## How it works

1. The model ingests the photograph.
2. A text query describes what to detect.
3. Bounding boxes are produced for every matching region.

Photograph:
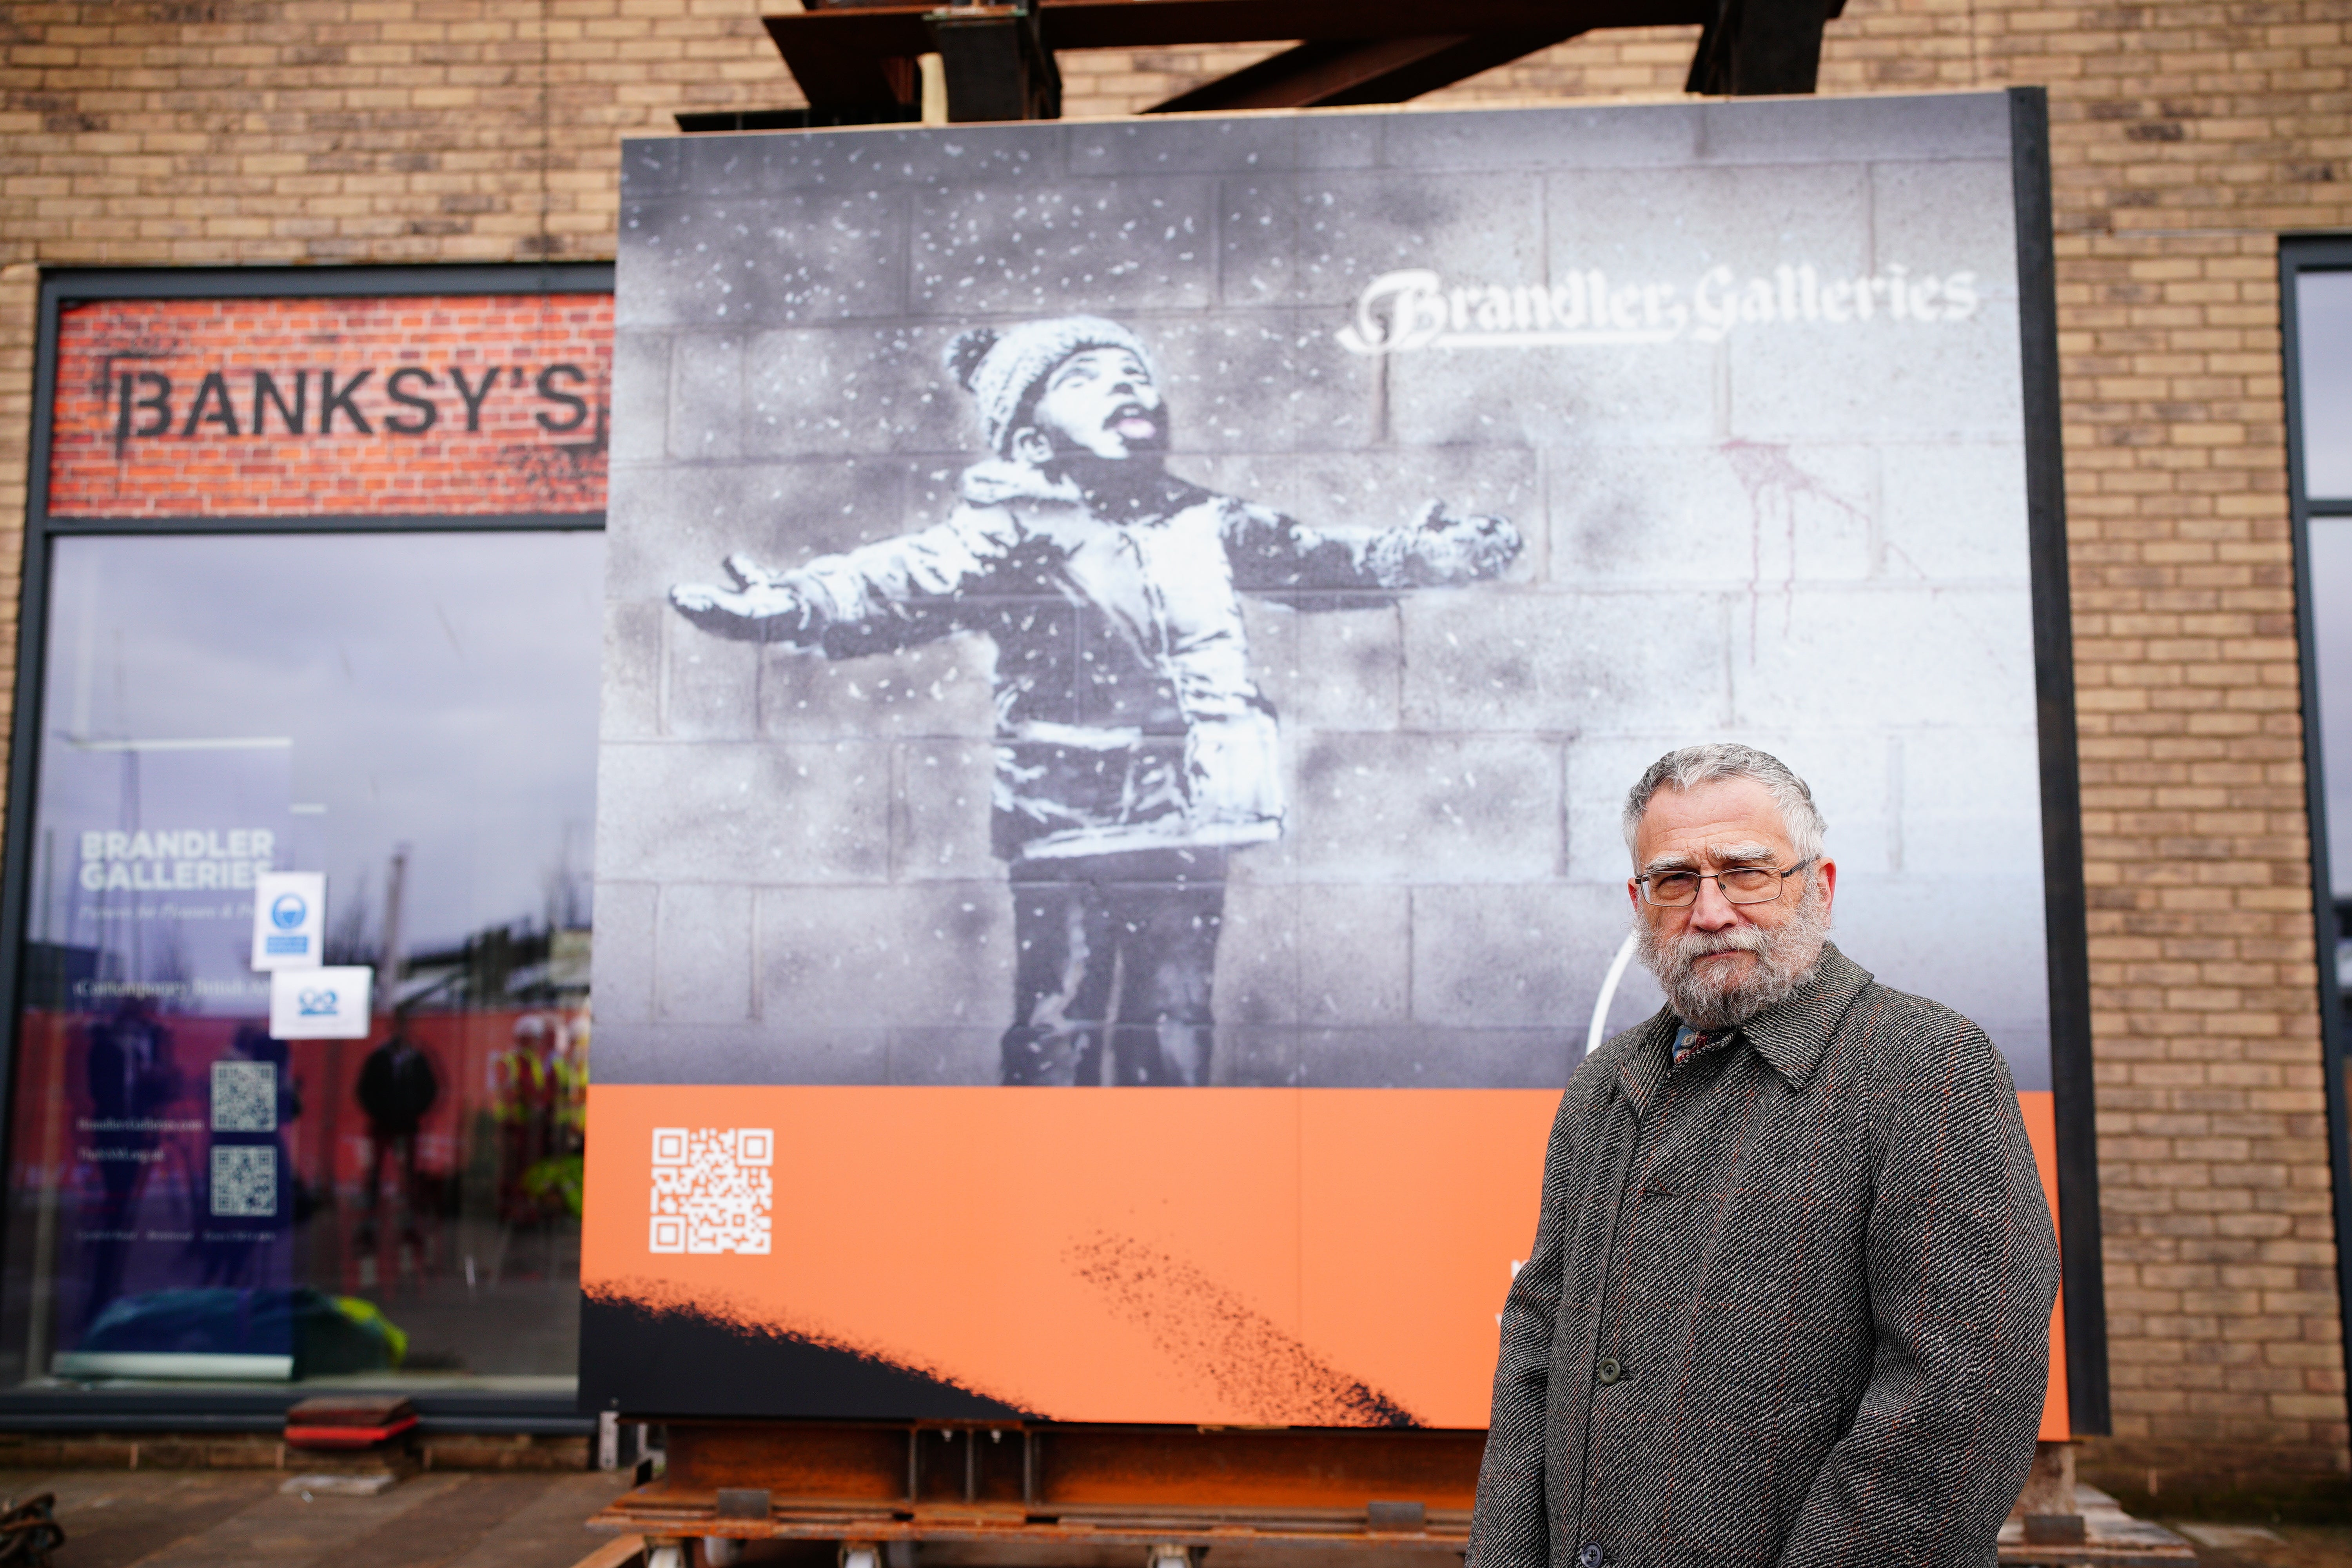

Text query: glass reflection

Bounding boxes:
[4,531,601,1389]
[2311,522,2352,1025]
[2298,270,2352,500]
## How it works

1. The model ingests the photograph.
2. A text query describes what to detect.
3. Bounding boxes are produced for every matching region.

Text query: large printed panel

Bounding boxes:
[580,1085,2065,1435]
[583,1085,1556,1426]
[590,93,2063,1426]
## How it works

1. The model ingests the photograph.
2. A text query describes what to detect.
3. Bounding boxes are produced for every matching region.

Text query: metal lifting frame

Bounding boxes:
[746,0,1847,127]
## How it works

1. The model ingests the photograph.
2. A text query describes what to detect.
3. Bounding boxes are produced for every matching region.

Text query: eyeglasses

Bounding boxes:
[1634,858,1815,908]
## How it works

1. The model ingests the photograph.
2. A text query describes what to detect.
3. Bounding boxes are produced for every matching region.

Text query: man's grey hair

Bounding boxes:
[1621,743,1828,866]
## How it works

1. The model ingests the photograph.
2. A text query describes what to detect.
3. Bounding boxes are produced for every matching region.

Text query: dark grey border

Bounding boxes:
[2277,232,2352,1446]
[0,1388,591,1435]
[44,513,604,536]
[36,264,612,303]
[0,263,612,1433]
[2009,85,2109,1436]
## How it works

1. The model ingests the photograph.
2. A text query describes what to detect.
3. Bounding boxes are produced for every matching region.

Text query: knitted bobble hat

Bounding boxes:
[944,316,1156,456]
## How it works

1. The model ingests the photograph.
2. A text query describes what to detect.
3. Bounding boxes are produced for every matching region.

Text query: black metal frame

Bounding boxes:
[2010,87,2110,1435]
[0,262,611,1434]
[2277,233,2352,1445]
[0,1387,592,1435]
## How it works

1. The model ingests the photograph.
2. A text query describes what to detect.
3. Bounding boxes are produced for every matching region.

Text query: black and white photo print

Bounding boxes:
[597,92,2066,1097]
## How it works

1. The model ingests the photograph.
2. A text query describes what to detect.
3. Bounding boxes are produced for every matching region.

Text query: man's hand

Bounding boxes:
[1410,501,1523,582]
[669,554,819,644]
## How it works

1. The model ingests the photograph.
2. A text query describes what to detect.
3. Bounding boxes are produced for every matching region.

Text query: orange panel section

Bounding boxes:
[2018,1090,2071,1442]
[1297,1091,1561,1424]
[586,1085,2068,1434]
[584,1085,1556,1426]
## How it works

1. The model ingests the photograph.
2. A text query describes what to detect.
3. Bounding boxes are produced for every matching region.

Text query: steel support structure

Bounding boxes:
[749,0,1838,125]
[589,1421,2189,1567]
[596,1422,1483,1554]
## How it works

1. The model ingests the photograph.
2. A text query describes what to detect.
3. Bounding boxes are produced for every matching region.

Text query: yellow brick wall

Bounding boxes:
[4,0,2350,1491]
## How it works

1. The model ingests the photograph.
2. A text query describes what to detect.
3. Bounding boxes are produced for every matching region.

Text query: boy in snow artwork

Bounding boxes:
[671,316,1519,1088]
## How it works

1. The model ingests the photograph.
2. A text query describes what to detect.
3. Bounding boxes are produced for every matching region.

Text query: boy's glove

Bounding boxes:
[1401,502,1522,583]
[670,554,820,644]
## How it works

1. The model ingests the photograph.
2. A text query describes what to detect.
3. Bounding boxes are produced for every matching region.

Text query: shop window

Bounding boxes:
[2283,241,2352,1374]
[0,271,608,1402]
[2294,266,2352,1029]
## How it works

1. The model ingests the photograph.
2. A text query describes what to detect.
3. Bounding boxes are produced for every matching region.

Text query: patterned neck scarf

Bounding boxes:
[1671,1024,1737,1068]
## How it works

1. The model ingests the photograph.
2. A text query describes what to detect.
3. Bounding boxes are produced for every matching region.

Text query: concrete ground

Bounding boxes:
[2166,1524,2352,1568]
[0,1468,630,1568]
[0,1470,2344,1568]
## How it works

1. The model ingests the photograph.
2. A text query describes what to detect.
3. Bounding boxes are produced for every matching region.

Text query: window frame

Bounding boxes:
[0,263,611,1434]
[2014,91,2111,1436]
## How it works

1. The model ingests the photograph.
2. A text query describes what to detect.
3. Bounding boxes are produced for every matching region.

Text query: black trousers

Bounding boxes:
[999,848,1227,1086]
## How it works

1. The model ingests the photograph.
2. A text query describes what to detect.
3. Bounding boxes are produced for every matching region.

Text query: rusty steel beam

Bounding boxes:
[1683,0,1816,94]
[604,1420,1484,1515]
[594,1422,1486,1557]
[1684,0,1844,94]
[764,0,1707,111]
[1035,0,1702,49]
[767,0,1708,47]
[757,0,1848,122]
[1145,29,1589,113]
[930,4,1062,118]
[592,1421,2190,1566]
[760,11,922,114]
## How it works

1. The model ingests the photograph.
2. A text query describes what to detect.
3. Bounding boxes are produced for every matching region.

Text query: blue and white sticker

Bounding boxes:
[268,964,371,1039]
[249,870,324,971]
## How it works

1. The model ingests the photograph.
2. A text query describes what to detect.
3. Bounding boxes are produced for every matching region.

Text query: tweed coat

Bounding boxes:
[1467,943,2060,1568]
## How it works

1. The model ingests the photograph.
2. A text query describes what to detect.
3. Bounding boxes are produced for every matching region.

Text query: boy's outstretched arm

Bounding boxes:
[668,507,1022,650]
[670,554,819,643]
[1224,499,1521,600]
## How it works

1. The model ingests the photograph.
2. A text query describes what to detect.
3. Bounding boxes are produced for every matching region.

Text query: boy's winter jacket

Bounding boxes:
[773,460,1519,862]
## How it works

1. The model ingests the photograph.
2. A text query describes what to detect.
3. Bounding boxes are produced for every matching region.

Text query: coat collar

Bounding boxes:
[1730,941,1873,1089]
[1608,1009,1678,1117]
[960,458,1084,508]
[959,458,1210,523]
[1611,941,1874,1109]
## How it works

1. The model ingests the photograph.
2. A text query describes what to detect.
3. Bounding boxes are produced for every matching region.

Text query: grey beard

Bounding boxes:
[1634,881,1831,1032]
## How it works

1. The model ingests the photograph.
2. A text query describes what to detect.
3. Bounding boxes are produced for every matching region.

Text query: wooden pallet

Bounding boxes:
[583,1425,2197,1567]
[1996,1487,2196,1568]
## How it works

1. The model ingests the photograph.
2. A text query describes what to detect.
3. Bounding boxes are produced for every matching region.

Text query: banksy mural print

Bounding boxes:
[584,92,2079,1429]
[669,315,1519,1087]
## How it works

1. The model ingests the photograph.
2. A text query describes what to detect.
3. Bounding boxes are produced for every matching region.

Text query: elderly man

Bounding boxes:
[1470,743,2060,1568]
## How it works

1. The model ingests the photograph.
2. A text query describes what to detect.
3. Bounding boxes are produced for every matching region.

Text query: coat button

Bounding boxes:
[1595,1357,1623,1385]
[1578,1545,1604,1568]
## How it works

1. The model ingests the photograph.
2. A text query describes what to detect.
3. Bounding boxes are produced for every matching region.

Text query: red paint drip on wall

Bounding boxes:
[1718,439,1867,661]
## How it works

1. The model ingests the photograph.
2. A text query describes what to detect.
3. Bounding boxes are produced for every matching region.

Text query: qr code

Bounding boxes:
[650,1127,773,1255]
[210,1145,277,1218]
[211,1060,276,1132]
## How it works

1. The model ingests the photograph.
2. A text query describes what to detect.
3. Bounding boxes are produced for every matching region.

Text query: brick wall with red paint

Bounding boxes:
[47,294,612,519]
